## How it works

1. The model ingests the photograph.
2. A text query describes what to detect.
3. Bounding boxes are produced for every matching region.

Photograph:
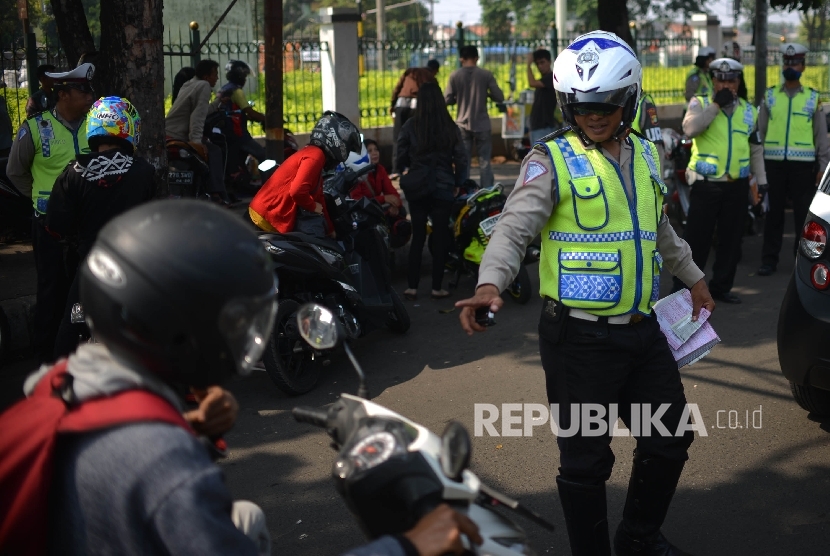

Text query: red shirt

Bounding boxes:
[249,145,333,233]
[351,164,401,204]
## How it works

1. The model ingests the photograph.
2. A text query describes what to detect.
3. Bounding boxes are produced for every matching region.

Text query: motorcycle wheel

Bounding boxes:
[507,265,532,305]
[263,299,322,396]
[386,290,411,334]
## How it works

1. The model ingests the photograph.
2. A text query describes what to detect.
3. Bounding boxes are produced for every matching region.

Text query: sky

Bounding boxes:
[431,0,801,29]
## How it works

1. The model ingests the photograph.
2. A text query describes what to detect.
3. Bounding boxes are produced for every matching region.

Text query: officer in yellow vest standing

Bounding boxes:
[672,58,767,304]
[457,31,714,556]
[6,63,95,363]
[684,46,715,106]
[756,43,830,276]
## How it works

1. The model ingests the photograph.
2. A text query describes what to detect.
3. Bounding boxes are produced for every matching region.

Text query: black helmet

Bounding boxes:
[226,60,251,85]
[79,200,277,387]
[308,111,362,164]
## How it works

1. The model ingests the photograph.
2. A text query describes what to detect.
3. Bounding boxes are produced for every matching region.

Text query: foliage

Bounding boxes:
[480,0,516,40]
[283,0,432,41]
[797,0,830,48]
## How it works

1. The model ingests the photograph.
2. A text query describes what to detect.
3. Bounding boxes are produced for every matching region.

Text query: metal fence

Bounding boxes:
[163,30,327,133]
[1,35,69,130]
[357,36,704,129]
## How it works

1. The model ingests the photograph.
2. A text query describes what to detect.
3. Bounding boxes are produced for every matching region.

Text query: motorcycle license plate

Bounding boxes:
[169,171,194,185]
[479,214,502,237]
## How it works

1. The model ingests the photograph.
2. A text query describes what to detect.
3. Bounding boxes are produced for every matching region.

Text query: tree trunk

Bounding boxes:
[597,0,634,48]
[99,0,167,196]
[49,0,95,65]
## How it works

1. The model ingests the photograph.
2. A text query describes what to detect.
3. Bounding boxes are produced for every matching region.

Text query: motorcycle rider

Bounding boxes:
[46,96,156,360]
[457,31,714,555]
[213,60,268,182]
[249,111,361,238]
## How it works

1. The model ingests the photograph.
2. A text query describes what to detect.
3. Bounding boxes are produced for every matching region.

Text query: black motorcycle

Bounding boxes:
[165,139,211,199]
[258,165,410,396]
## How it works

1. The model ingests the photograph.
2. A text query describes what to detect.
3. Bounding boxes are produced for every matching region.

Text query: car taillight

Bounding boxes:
[811,263,829,290]
[800,221,826,259]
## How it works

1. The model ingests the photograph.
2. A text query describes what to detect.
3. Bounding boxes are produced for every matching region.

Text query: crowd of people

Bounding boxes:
[1,28,828,556]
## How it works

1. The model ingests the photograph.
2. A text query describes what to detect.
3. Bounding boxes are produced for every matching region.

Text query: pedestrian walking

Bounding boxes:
[456,32,714,555]
[389,60,439,179]
[672,58,768,304]
[756,43,830,276]
[6,63,95,364]
[526,49,559,144]
[397,81,467,300]
[445,45,504,189]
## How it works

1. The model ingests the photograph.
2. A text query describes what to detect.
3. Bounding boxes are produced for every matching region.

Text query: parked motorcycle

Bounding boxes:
[661,128,691,231]
[165,140,211,199]
[428,181,540,304]
[291,303,555,555]
[258,164,409,396]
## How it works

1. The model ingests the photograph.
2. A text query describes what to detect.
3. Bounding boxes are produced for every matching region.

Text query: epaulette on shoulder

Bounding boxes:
[629,129,647,141]
[532,126,571,153]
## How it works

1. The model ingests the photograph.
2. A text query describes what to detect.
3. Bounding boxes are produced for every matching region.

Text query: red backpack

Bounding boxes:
[0,361,194,555]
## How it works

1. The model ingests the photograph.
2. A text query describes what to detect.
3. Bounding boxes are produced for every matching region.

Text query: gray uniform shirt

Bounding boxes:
[6,108,84,200]
[445,66,505,133]
[682,97,767,185]
[477,135,705,295]
[757,84,830,175]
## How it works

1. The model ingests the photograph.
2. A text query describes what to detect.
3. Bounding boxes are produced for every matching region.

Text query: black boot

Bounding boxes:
[613,452,691,556]
[556,476,612,556]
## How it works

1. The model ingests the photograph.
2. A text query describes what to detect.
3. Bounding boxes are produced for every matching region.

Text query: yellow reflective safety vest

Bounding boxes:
[763,86,819,162]
[539,130,666,316]
[28,110,89,214]
[686,67,713,101]
[688,96,757,180]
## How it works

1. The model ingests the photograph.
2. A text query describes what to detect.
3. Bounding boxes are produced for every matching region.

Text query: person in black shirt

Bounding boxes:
[526,49,559,144]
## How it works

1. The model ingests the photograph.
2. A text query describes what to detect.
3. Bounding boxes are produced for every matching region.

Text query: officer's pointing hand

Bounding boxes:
[690,279,715,321]
[456,284,504,335]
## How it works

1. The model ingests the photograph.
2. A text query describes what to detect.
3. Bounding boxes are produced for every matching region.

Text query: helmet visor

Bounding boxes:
[572,103,620,117]
[217,278,278,375]
[711,70,741,81]
[558,85,636,108]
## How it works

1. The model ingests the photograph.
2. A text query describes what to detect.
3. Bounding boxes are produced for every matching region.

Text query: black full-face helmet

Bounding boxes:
[226,60,252,86]
[308,111,362,164]
[79,200,277,387]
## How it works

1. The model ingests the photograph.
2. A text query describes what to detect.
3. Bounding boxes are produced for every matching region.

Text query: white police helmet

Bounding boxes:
[697,46,716,58]
[780,43,808,65]
[343,144,371,175]
[709,58,743,81]
[552,31,642,143]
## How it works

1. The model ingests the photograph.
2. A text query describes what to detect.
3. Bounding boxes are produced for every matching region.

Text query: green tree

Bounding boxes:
[514,0,557,39]
[480,0,514,40]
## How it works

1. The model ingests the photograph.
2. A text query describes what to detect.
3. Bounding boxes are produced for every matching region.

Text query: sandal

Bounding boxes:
[430,289,451,300]
[403,289,418,300]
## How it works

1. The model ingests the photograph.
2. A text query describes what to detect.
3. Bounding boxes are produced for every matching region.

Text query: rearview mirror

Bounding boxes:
[297,304,340,350]
[440,421,472,481]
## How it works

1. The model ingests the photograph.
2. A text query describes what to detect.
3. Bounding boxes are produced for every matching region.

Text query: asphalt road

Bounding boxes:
[2,161,829,555]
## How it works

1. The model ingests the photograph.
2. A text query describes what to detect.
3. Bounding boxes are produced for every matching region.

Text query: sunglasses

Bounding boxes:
[572,104,619,117]
[783,57,805,67]
[712,72,741,82]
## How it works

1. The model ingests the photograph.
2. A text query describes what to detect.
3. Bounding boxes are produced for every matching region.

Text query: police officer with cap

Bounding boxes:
[685,46,716,105]
[457,31,713,555]
[7,63,95,363]
[674,58,767,304]
[756,43,830,276]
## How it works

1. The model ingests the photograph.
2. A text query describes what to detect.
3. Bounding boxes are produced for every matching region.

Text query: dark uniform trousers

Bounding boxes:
[673,177,750,296]
[32,216,75,364]
[761,160,816,268]
[538,302,694,484]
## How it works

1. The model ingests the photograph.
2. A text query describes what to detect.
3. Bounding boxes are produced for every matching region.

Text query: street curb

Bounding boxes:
[0,296,35,356]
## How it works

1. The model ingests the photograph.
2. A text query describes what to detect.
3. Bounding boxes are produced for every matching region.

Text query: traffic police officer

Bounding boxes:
[6,63,95,363]
[756,43,830,276]
[457,31,714,556]
[632,91,666,161]
[673,58,767,304]
[685,46,715,105]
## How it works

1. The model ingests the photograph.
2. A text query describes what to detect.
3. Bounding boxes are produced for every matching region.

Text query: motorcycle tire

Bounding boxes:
[507,265,532,305]
[263,299,322,396]
[386,290,411,334]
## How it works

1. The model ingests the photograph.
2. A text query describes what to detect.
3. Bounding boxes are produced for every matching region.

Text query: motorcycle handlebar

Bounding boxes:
[292,406,329,428]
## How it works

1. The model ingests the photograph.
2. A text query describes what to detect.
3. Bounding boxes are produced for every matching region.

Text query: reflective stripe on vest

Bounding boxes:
[763,86,818,162]
[539,132,665,316]
[28,111,89,213]
[688,96,756,180]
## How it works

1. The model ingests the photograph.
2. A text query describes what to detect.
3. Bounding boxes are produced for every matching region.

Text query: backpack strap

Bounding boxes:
[59,390,193,434]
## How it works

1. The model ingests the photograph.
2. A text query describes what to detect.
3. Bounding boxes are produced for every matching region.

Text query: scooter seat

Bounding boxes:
[260,231,345,255]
